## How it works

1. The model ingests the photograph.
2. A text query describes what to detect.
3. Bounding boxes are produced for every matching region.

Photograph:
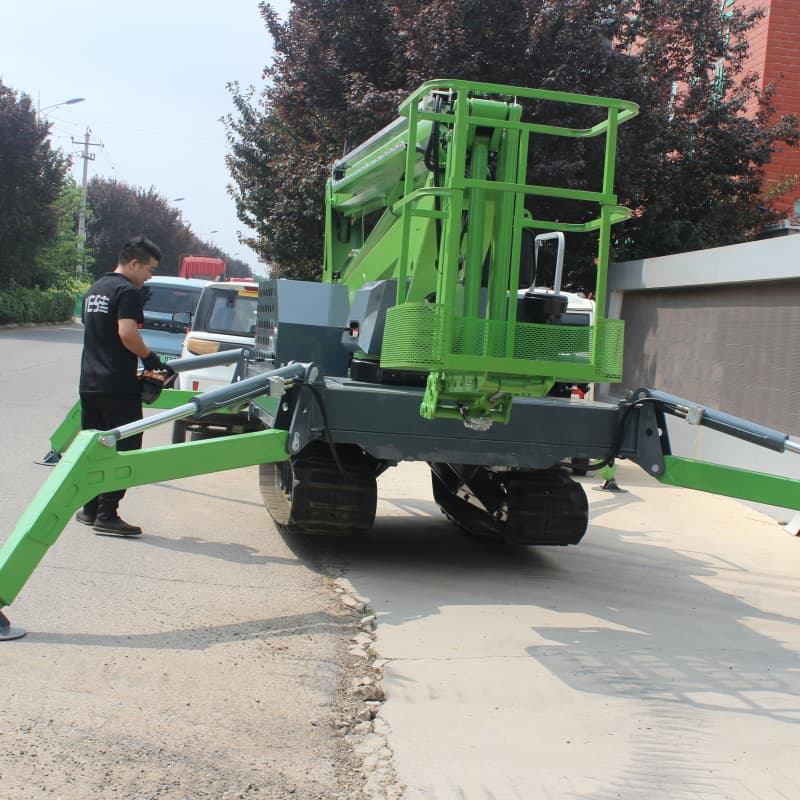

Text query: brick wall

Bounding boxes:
[762,0,800,205]
[737,0,800,214]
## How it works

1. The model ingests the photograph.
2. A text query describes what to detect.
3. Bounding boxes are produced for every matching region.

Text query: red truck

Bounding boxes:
[179,256,225,281]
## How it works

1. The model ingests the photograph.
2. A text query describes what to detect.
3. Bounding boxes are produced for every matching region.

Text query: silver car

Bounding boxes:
[140,276,210,361]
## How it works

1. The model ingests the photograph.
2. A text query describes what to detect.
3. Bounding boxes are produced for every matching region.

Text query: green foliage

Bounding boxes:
[32,178,88,290]
[612,1,800,259]
[86,179,196,277]
[85,178,252,279]
[225,1,401,279]
[0,287,74,324]
[225,0,798,283]
[0,81,70,289]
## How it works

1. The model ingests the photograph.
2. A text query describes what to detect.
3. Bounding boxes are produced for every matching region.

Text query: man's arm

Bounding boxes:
[118,317,173,373]
[118,318,151,359]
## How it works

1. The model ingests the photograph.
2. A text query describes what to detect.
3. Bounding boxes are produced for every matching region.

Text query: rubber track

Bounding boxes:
[259,443,377,535]
[431,466,588,546]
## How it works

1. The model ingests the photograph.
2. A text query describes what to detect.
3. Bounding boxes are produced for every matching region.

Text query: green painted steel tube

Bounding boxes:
[593,203,613,365]
[602,107,620,200]
[524,210,631,232]
[504,128,530,353]
[49,400,82,455]
[390,187,454,213]
[466,178,615,205]
[398,80,639,120]
[437,91,468,318]
[449,115,627,139]
[463,137,489,319]
[0,427,289,608]
[659,455,800,510]
[487,106,521,324]
[396,98,420,305]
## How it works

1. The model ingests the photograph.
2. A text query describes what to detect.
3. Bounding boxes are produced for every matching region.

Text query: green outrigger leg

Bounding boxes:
[0,427,290,611]
[659,456,800,510]
[631,388,800,511]
[0,362,305,639]
[37,348,253,465]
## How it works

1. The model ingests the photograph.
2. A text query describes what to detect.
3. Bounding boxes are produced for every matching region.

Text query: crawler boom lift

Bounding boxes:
[2,80,799,639]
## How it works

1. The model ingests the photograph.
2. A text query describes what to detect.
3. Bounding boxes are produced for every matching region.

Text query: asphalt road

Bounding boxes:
[0,323,362,800]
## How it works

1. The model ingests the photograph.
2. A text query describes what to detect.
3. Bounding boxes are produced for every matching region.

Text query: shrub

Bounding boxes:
[0,287,75,325]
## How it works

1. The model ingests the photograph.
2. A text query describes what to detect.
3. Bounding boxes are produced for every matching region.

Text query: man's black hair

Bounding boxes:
[119,235,162,265]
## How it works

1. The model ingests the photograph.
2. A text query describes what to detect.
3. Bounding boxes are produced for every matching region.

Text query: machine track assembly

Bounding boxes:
[430,463,588,546]
[259,442,378,535]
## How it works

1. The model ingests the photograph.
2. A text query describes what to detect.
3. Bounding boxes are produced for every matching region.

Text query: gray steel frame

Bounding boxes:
[247,364,667,475]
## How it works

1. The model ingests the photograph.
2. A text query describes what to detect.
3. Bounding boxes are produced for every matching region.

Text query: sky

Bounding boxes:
[2,0,293,276]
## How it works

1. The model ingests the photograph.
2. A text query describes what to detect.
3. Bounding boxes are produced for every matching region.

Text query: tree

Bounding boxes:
[0,81,69,288]
[226,0,799,282]
[32,178,86,290]
[611,0,800,259]
[85,178,251,278]
[225,0,402,279]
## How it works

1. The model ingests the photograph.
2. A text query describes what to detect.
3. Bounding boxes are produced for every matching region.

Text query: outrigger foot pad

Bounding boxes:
[34,449,61,466]
[595,478,626,493]
[0,609,26,641]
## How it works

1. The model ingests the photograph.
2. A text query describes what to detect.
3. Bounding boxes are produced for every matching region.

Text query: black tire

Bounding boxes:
[571,457,590,477]
[430,464,588,546]
[259,443,378,536]
[189,426,228,441]
[430,467,505,541]
[259,460,295,529]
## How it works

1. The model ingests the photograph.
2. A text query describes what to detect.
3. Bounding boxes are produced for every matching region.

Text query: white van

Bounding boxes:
[173,280,261,442]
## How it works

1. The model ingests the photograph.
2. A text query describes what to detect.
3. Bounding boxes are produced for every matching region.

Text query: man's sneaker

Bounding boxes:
[75,509,96,526]
[92,516,142,537]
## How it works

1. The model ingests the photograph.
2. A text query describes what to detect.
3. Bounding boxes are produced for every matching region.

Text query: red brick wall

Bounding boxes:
[737,0,769,77]
[737,0,800,215]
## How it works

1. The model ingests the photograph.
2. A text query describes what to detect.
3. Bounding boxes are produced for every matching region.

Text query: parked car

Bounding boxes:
[172,280,262,442]
[140,276,210,361]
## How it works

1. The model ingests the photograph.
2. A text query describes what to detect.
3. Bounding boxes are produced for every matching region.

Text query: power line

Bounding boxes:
[78,116,224,143]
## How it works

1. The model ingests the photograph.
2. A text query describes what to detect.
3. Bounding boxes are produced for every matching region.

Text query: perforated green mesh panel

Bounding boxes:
[381,304,624,380]
[595,318,625,380]
[382,304,447,369]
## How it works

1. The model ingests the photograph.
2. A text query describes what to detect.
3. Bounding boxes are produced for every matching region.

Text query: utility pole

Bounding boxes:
[71,127,102,277]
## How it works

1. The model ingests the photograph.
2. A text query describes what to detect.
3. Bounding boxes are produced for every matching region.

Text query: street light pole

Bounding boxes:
[38,97,86,115]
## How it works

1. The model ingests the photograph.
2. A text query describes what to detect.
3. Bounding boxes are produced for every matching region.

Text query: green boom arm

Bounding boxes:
[0,427,290,608]
[629,388,800,511]
[324,79,639,424]
[0,362,307,630]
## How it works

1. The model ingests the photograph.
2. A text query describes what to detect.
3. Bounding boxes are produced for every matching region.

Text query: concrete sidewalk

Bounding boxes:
[345,460,800,800]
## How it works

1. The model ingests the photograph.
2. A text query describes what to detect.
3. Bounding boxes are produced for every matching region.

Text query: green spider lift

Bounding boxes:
[2,80,799,639]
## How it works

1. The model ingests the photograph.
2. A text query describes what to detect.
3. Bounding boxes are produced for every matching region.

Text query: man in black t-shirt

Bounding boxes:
[76,235,171,536]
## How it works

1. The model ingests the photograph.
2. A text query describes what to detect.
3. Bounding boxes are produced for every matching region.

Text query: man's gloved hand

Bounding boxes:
[142,352,175,376]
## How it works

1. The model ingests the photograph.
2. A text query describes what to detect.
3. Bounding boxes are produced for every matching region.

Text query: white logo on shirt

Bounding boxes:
[86,294,111,314]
